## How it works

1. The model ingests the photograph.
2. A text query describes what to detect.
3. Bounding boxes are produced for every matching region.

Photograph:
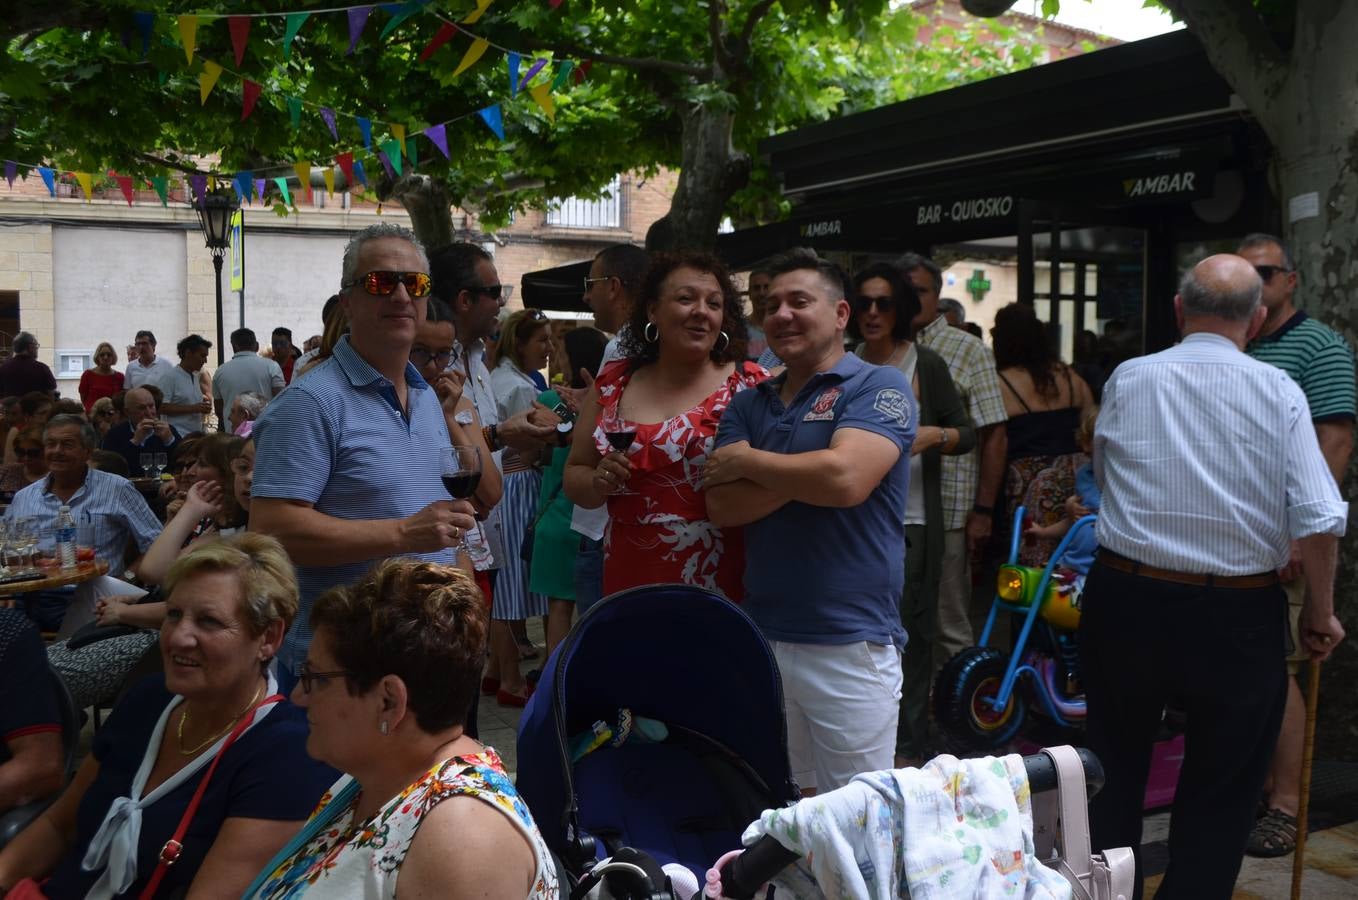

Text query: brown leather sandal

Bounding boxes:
[1246,807,1297,858]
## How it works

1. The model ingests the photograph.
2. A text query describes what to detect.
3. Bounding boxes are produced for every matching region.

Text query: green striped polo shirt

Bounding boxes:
[1246,311,1356,422]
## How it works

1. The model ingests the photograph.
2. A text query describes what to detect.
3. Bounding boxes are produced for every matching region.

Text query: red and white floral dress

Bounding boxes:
[593,359,767,601]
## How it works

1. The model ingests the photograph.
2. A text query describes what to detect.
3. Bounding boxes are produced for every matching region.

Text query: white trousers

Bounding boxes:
[772,639,903,794]
[57,575,147,640]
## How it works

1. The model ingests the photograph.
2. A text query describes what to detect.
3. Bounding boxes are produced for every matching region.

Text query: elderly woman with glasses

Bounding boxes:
[0,534,336,899]
[79,342,126,414]
[244,559,558,900]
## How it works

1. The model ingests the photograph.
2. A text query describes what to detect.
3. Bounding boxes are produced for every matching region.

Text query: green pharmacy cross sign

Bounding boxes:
[966,269,992,302]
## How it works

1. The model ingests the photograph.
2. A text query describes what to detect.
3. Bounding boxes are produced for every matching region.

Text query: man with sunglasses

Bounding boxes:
[250,223,479,693]
[1236,233,1356,859]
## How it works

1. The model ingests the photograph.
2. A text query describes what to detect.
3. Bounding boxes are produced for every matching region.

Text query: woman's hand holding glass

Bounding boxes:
[592,450,634,496]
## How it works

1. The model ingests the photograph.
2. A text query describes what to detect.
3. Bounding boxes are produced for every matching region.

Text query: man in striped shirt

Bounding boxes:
[1084,254,1347,898]
[1238,232,1356,857]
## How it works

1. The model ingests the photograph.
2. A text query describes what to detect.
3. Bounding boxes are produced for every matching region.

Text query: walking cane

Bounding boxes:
[1290,658,1322,900]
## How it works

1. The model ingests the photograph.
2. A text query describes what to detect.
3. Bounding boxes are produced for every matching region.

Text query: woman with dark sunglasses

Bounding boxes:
[0,427,47,499]
[849,262,975,768]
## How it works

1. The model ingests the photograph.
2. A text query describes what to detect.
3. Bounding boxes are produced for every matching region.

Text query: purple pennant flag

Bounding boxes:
[38,167,56,196]
[352,160,368,187]
[347,6,372,54]
[4,161,16,189]
[190,173,208,205]
[423,124,449,159]
[320,108,338,140]
[356,117,373,150]
[254,178,266,203]
[377,150,397,182]
[476,105,504,141]
[518,58,548,93]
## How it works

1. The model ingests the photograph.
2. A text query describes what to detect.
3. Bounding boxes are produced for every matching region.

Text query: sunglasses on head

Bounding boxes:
[1253,264,1291,282]
[524,309,548,323]
[346,270,433,299]
[583,274,614,290]
[853,295,894,313]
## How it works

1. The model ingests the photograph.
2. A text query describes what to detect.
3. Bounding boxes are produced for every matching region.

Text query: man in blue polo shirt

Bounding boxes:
[251,223,479,690]
[706,248,915,793]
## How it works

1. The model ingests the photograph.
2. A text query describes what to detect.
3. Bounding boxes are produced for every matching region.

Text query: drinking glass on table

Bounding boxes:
[154,452,168,478]
[439,445,481,553]
[139,452,153,477]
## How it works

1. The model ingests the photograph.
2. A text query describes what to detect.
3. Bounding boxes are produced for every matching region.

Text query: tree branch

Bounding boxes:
[710,0,734,77]
[508,36,708,80]
[736,0,779,55]
[1160,0,1290,119]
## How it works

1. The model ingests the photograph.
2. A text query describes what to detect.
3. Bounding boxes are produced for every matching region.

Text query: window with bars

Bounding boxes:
[545,177,622,229]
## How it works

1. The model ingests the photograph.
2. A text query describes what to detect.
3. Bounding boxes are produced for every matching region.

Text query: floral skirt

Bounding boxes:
[1004,452,1090,568]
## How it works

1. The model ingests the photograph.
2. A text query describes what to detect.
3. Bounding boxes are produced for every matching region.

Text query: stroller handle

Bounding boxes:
[714,748,1106,899]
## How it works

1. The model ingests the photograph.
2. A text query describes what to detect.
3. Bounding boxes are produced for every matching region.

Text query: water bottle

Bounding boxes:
[56,505,77,570]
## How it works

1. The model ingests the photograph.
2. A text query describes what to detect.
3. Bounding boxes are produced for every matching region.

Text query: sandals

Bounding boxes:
[1246,807,1297,857]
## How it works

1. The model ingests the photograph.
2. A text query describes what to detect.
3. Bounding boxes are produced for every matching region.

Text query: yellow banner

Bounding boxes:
[529,83,555,123]
[392,123,407,158]
[74,172,93,201]
[463,0,495,24]
[323,167,335,197]
[454,38,490,77]
[293,162,312,201]
[199,60,223,105]
[178,15,198,63]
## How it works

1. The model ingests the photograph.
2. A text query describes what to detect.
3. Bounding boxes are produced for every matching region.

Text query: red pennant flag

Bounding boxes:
[335,152,355,186]
[419,23,457,62]
[115,175,135,206]
[574,59,594,84]
[228,16,251,67]
[241,80,262,120]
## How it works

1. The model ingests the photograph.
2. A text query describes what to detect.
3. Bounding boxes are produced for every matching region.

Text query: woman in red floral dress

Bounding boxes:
[564,253,766,601]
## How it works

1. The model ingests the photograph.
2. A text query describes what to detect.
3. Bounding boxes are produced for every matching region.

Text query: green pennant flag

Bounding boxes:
[551,60,575,92]
[380,2,419,39]
[158,70,168,86]
[407,137,418,170]
[380,139,403,176]
[150,176,169,206]
[287,97,303,131]
[273,176,292,206]
[283,12,310,59]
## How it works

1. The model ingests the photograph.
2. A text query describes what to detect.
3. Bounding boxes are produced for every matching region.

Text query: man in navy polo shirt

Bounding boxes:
[706,248,915,793]
[251,223,479,691]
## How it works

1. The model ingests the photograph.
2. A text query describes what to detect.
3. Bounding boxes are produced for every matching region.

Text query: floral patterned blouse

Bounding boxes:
[593,358,767,601]
[248,748,558,900]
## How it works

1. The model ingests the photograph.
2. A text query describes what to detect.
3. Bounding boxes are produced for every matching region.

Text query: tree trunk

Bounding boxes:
[645,102,751,252]
[390,174,455,251]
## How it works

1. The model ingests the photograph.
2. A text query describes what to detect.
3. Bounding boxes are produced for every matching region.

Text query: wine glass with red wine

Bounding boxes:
[603,429,636,494]
[439,445,481,550]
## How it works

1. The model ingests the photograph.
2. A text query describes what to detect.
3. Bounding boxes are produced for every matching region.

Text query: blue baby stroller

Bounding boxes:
[516,584,801,899]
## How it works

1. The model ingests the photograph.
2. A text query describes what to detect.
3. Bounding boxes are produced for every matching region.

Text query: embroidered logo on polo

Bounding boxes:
[873,388,911,426]
[803,386,843,422]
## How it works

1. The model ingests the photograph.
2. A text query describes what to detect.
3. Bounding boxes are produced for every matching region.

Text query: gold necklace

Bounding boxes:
[177,681,264,757]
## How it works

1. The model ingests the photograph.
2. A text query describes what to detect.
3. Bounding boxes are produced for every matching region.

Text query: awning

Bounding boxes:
[520,258,592,312]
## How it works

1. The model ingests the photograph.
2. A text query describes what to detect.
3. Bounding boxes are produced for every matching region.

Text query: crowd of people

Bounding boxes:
[0,221,1350,899]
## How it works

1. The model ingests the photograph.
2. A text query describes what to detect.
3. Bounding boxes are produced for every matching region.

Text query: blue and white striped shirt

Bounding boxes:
[4,468,162,571]
[251,336,456,673]
[1094,332,1348,575]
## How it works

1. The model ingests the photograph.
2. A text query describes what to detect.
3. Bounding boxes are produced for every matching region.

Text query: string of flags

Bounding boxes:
[5,0,596,209]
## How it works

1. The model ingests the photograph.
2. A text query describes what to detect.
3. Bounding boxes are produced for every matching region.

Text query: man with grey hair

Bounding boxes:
[251,222,479,692]
[4,413,162,635]
[1082,253,1347,896]
[229,391,267,435]
[0,332,55,399]
[937,296,966,327]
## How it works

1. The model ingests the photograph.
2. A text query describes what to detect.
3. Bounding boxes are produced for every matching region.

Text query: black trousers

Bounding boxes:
[1079,560,1286,900]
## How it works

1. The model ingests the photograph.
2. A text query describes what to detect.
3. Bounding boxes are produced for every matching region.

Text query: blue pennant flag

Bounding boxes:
[356,116,373,151]
[476,104,505,141]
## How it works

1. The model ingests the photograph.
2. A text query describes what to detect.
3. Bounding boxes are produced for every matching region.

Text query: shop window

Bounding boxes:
[546,177,622,229]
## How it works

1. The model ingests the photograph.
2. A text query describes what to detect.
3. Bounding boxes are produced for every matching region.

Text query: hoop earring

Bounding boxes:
[714,331,730,354]
[644,322,658,343]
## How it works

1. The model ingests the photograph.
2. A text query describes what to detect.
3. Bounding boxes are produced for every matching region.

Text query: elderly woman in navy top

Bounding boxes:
[0,534,335,899]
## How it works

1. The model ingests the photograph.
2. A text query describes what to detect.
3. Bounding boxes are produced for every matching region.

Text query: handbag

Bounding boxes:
[1035,744,1137,900]
[520,481,565,566]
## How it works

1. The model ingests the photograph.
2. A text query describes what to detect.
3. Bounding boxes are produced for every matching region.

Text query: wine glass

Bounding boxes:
[439,445,481,551]
[603,428,637,494]
[139,452,153,477]
[154,452,168,479]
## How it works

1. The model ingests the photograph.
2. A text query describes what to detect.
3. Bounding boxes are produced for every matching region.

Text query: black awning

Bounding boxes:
[521,259,592,312]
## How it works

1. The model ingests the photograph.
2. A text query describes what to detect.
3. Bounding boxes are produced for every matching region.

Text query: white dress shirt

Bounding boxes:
[1094,332,1347,575]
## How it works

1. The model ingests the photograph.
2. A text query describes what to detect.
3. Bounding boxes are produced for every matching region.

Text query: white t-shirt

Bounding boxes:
[152,365,205,436]
[125,355,177,390]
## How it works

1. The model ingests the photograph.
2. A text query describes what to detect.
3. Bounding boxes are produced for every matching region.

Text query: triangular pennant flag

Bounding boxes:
[233,170,253,204]
[550,0,564,7]
[529,83,555,122]
[283,12,310,59]
[507,52,521,98]
[551,60,575,92]
[379,140,403,176]
[74,172,93,201]
[335,151,355,185]
[574,59,593,84]
[380,2,419,39]
[115,175,135,206]
[453,38,489,77]
[273,176,292,207]
[178,15,198,64]
[423,124,449,159]
[356,117,373,150]
[323,167,335,197]
[199,60,223,105]
[241,80,262,121]
[228,16,251,67]
[293,162,312,202]
[347,6,372,54]
[392,124,407,158]
[320,107,338,140]
[519,57,548,92]
[352,159,368,188]
[38,167,56,197]
[419,23,457,62]
[287,97,303,131]
[377,150,396,182]
[463,0,494,24]
[254,178,266,203]
[133,12,154,57]
[190,173,207,204]
[407,139,417,170]
[4,161,15,189]
[150,176,169,206]
[477,104,505,141]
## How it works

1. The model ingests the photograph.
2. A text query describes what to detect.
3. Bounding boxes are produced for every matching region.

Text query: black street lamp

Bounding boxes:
[195,187,239,366]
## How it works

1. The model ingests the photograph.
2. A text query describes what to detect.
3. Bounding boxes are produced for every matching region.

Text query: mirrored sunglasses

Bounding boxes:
[348,270,433,299]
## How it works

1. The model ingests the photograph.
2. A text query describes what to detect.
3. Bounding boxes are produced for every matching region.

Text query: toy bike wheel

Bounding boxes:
[934,647,1026,751]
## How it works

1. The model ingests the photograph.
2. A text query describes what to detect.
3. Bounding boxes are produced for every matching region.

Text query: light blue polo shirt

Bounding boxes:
[252,336,456,673]
[5,468,162,571]
[715,353,915,647]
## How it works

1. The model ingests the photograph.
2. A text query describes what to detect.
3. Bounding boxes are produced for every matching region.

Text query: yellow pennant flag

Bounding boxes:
[74,172,93,201]
[453,37,489,77]
[463,0,494,25]
[323,167,335,197]
[294,162,312,201]
[178,15,199,63]
[392,124,407,158]
[199,60,223,105]
[529,83,555,123]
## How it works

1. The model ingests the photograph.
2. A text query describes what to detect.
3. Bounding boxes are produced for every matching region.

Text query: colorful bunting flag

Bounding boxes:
[419,23,457,62]
[283,12,310,59]
[380,2,420,39]
[233,171,254,203]
[347,6,372,54]
[477,104,504,141]
[3,161,15,189]
[463,0,494,25]
[323,167,335,197]
[178,15,198,64]
[115,175,135,206]
[293,162,313,202]
[529,83,555,122]
[392,124,407,158]
[407,139,417,169]
[199,60,224,105]
[353,159,368,188]
[551,60,575,92]
[228,16,251,67]
[273,176,292,207]
[38,167,56,197]
[549,0,564,7]
[74,172,93,201]
[335,151,356,184]
[356,117,373,150]
[507,52,521,98]
[190,173,208,204]
[519,58,548,92]
[242,80,262,121]
[575,59,594,84]
[133,12,154,58]
[287,97,303,131]
[454,38,490,77]
[150,176,169,206]
[379,140,403,176]
[320,107,339,140]
[423,124,449,159]
[255,179,266,203]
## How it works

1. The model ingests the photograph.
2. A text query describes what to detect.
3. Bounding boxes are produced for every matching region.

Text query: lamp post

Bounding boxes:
[194,187,239,366]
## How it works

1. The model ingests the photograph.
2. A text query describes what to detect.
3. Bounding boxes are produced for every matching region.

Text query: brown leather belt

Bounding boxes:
[1097,550,1278,589]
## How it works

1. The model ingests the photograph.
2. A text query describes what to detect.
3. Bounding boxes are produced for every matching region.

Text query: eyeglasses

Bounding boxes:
[1253,265,1291,282]
[345,270,433,299]
[410,348,455,369]
[298,663,354,694]
[583,275,614,290]
[854,295,894,313]
[464,283,506,307]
